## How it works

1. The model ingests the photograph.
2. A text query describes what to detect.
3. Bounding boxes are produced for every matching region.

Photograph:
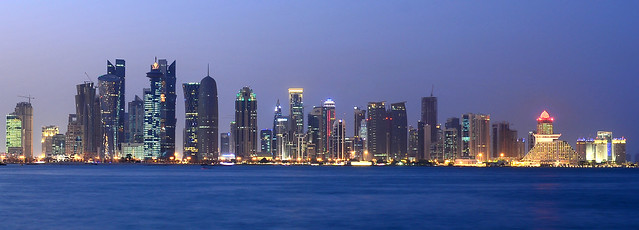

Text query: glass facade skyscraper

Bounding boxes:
[197,75,219,161]
[98,74,122,159]
[183,82,200,161]
[288,88,304,134]
[144,61,163,159]
[233,87,258,159]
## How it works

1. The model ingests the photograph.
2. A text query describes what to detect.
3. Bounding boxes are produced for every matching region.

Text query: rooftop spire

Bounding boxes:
[207,63,210,76]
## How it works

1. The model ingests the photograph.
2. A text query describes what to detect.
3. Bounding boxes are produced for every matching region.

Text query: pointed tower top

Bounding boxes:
[207,63,210,76]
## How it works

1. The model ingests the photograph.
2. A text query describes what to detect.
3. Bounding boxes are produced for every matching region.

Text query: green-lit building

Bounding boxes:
[6,114,22,157]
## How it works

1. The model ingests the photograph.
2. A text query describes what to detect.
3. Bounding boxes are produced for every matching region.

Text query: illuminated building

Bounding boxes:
[460,113,490,162]
[6,114,22,157]
[65,114,82,158]
[272,100,283,155]
[127,96,144,143]
[233,87,258,159]
[522,111,579,165]
[491,122,518,159]
[157,59,177,160]
[417,121,431,160]
[307,106,322,159]
[144,61,163,159]
[13,102,33,160]
[389,102,407,160]
[353,107,366,138]
[421,96,437,143]
[197,75,219,160]
[106,59,126,157]
[274,116,289,159]
[329,120,346,160]
[121,143,145,160]
[443,118,461,160]
[42,125,59,157]
[321,99,336,155]
[408,126,418,160]
[580,132,627,164]
[367,101,388,161]
[51,134,66,158]
[288,88,304,134]
[183,82,200,160]
[98,74,122,159]
[260,129,272,153]
[613,138,627,164]
[75,82,100,159]
[220,132,230,154]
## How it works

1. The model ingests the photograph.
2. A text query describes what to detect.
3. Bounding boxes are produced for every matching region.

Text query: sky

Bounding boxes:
[0,1,637,159]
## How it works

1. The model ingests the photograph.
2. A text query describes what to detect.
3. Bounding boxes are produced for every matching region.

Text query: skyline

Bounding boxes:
[0,1,637,157]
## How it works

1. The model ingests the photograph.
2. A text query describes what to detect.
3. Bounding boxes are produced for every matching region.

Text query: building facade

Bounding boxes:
[197,76,219,161]
[233,87,258,159]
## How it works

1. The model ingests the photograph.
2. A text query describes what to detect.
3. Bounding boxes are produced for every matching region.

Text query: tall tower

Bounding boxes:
[98,74,122,159]
[127,96,144,143]
[389,102,407,160]
[6,114,22,157]
[155,59,177,159]
[106,59,126,155]
[144,61,163,159]
[183,82,200,161]
[65,114,82,158]
[421,96,438,143]
[460,113,490,162]
[330,120,346,160]
[288,88,304,134]
[491,122,518,159]
[272,100,283,155]
[76,82,100,159]
[367,101,388,161]
[41,125,59,158]
[307,107,322,158]
[13,102,33,160]
[233,87,258,160]
[353,107,366,138]
[321,99,336,155]
[197,74,219,161]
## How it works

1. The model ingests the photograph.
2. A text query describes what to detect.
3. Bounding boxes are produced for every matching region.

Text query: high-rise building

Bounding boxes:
[613,138,627,164]
[98,74,122,159]
[13,102,33,160]
[197,75,219,161]
[367,101,388,161]
[75,82,101,159]
[353,107,366,138]
[421,96,437,143]
[106,59,126,157]
[522,111,579,165]
[288,88,304,134]
[183,82,200,161]
[144,61,163,159]
[41,125,59,158]
[65,114,82,158]
[157,59,177,159]
[260,129,273,153]
[274,116,289,159]
[581,131,627,164]
[389,102,407,160]
[576,138,594,161]
[460,113,490,162]
[329,120,346,160]
[220,132,230,154]
[233,87,258,159]
[307,107,322,159]
[127,96,144,143]
[272,100,283,155]
[443,117,461,160]
[321,99,336,156]
[6,114,22,157]
[491,122,518,159]
[417,121,431,161]
[408,126,418,160]
[51,134,66,159]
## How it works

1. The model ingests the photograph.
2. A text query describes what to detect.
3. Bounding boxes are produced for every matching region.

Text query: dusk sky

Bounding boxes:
[1,1,637,158]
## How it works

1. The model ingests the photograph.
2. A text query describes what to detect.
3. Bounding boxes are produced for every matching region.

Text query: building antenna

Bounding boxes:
[431,84,434,97]
[207,63,210,76]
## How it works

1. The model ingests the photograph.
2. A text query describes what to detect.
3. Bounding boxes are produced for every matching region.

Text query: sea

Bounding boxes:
[0,164,638,230]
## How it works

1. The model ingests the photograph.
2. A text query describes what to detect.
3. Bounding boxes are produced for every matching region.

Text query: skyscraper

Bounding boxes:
[272,100,283,155]
[42,125,59,158]
[106,59,126,157]
[288,88,304,134]
[14,102,33,160]
[144,61,163,159]
[274,116,289,159]
[460,113,490,162]
[6,114,22,157]
[421,96,437,143]
[321,99,336,156]
[197,75,219,161]
[65,114,82,158]
[613,138,627,164]
[444,117,461,160]
[157,59,177,159]
[389,102,407,160]
[233,87,258,160]
[408,126,418,160]
[260,129,273,153]
[307,106,322,159]
[98,74,122,159]
[491,122,518,159]
[353,107,366,138]
[183,82,200,161]
[127,96,144,143]
[329,120,346,160]
[367,101,388,161]
[76,82,101,159]
[220,132,230,154]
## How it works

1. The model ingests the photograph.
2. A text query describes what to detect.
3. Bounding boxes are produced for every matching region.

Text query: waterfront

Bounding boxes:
[1,165,638,229]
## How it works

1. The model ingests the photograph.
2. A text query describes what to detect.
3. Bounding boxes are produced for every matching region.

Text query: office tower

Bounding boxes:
[65,114,82,158]
[288,88,304,134]
[417,121,431,161]
[197,75,219,161]
[6,114,22,157]
[154,59,177,159]
[443,117,461,160]
[576,138,594,161]
[106,59,126,156]
[42,125,59,157]
[144,61,163,159]
[389,102,407,160]
[613,138,627,164]
[408,126,418,160]
[594,131,613,162]
[522,111,579,165]
[127,96,144,143]
[98,74,122,159]
[272,100,283,155]
[460,113,490,162]
[353,107,366,138]
[329,120,346,160]
[307,106,322,159]
[220,132,230,154]
[421,96,437,143]
[260,129,273,153]
[321,99,336,156]
[491,122,518,159]
[183,82,200,161]
[13,102,33,160]
[233,87,258,159]
[75,82,101,159]
[274,116,289,159]
[367,101,388,161]
[51,134,66,158]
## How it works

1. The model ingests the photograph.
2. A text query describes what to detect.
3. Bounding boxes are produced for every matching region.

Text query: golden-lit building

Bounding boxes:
[522,111,580,165]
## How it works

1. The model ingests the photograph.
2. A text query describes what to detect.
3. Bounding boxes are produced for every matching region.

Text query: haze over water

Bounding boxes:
[1,165,638,229]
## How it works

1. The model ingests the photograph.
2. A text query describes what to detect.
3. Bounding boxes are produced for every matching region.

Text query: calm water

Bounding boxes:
[0,165,638,229]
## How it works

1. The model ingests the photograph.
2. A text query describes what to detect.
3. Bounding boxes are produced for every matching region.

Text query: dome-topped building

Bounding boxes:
[522,111,580,166]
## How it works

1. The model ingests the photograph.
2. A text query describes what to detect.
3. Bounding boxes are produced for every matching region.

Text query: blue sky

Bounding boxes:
[0,1,637,158]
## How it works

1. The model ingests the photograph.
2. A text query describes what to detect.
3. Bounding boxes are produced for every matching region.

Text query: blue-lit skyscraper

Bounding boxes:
[144,61,163,159]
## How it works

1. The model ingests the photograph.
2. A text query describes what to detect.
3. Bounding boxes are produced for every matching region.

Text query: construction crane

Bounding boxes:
[85,72,94,84]
[18,95,36,103]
